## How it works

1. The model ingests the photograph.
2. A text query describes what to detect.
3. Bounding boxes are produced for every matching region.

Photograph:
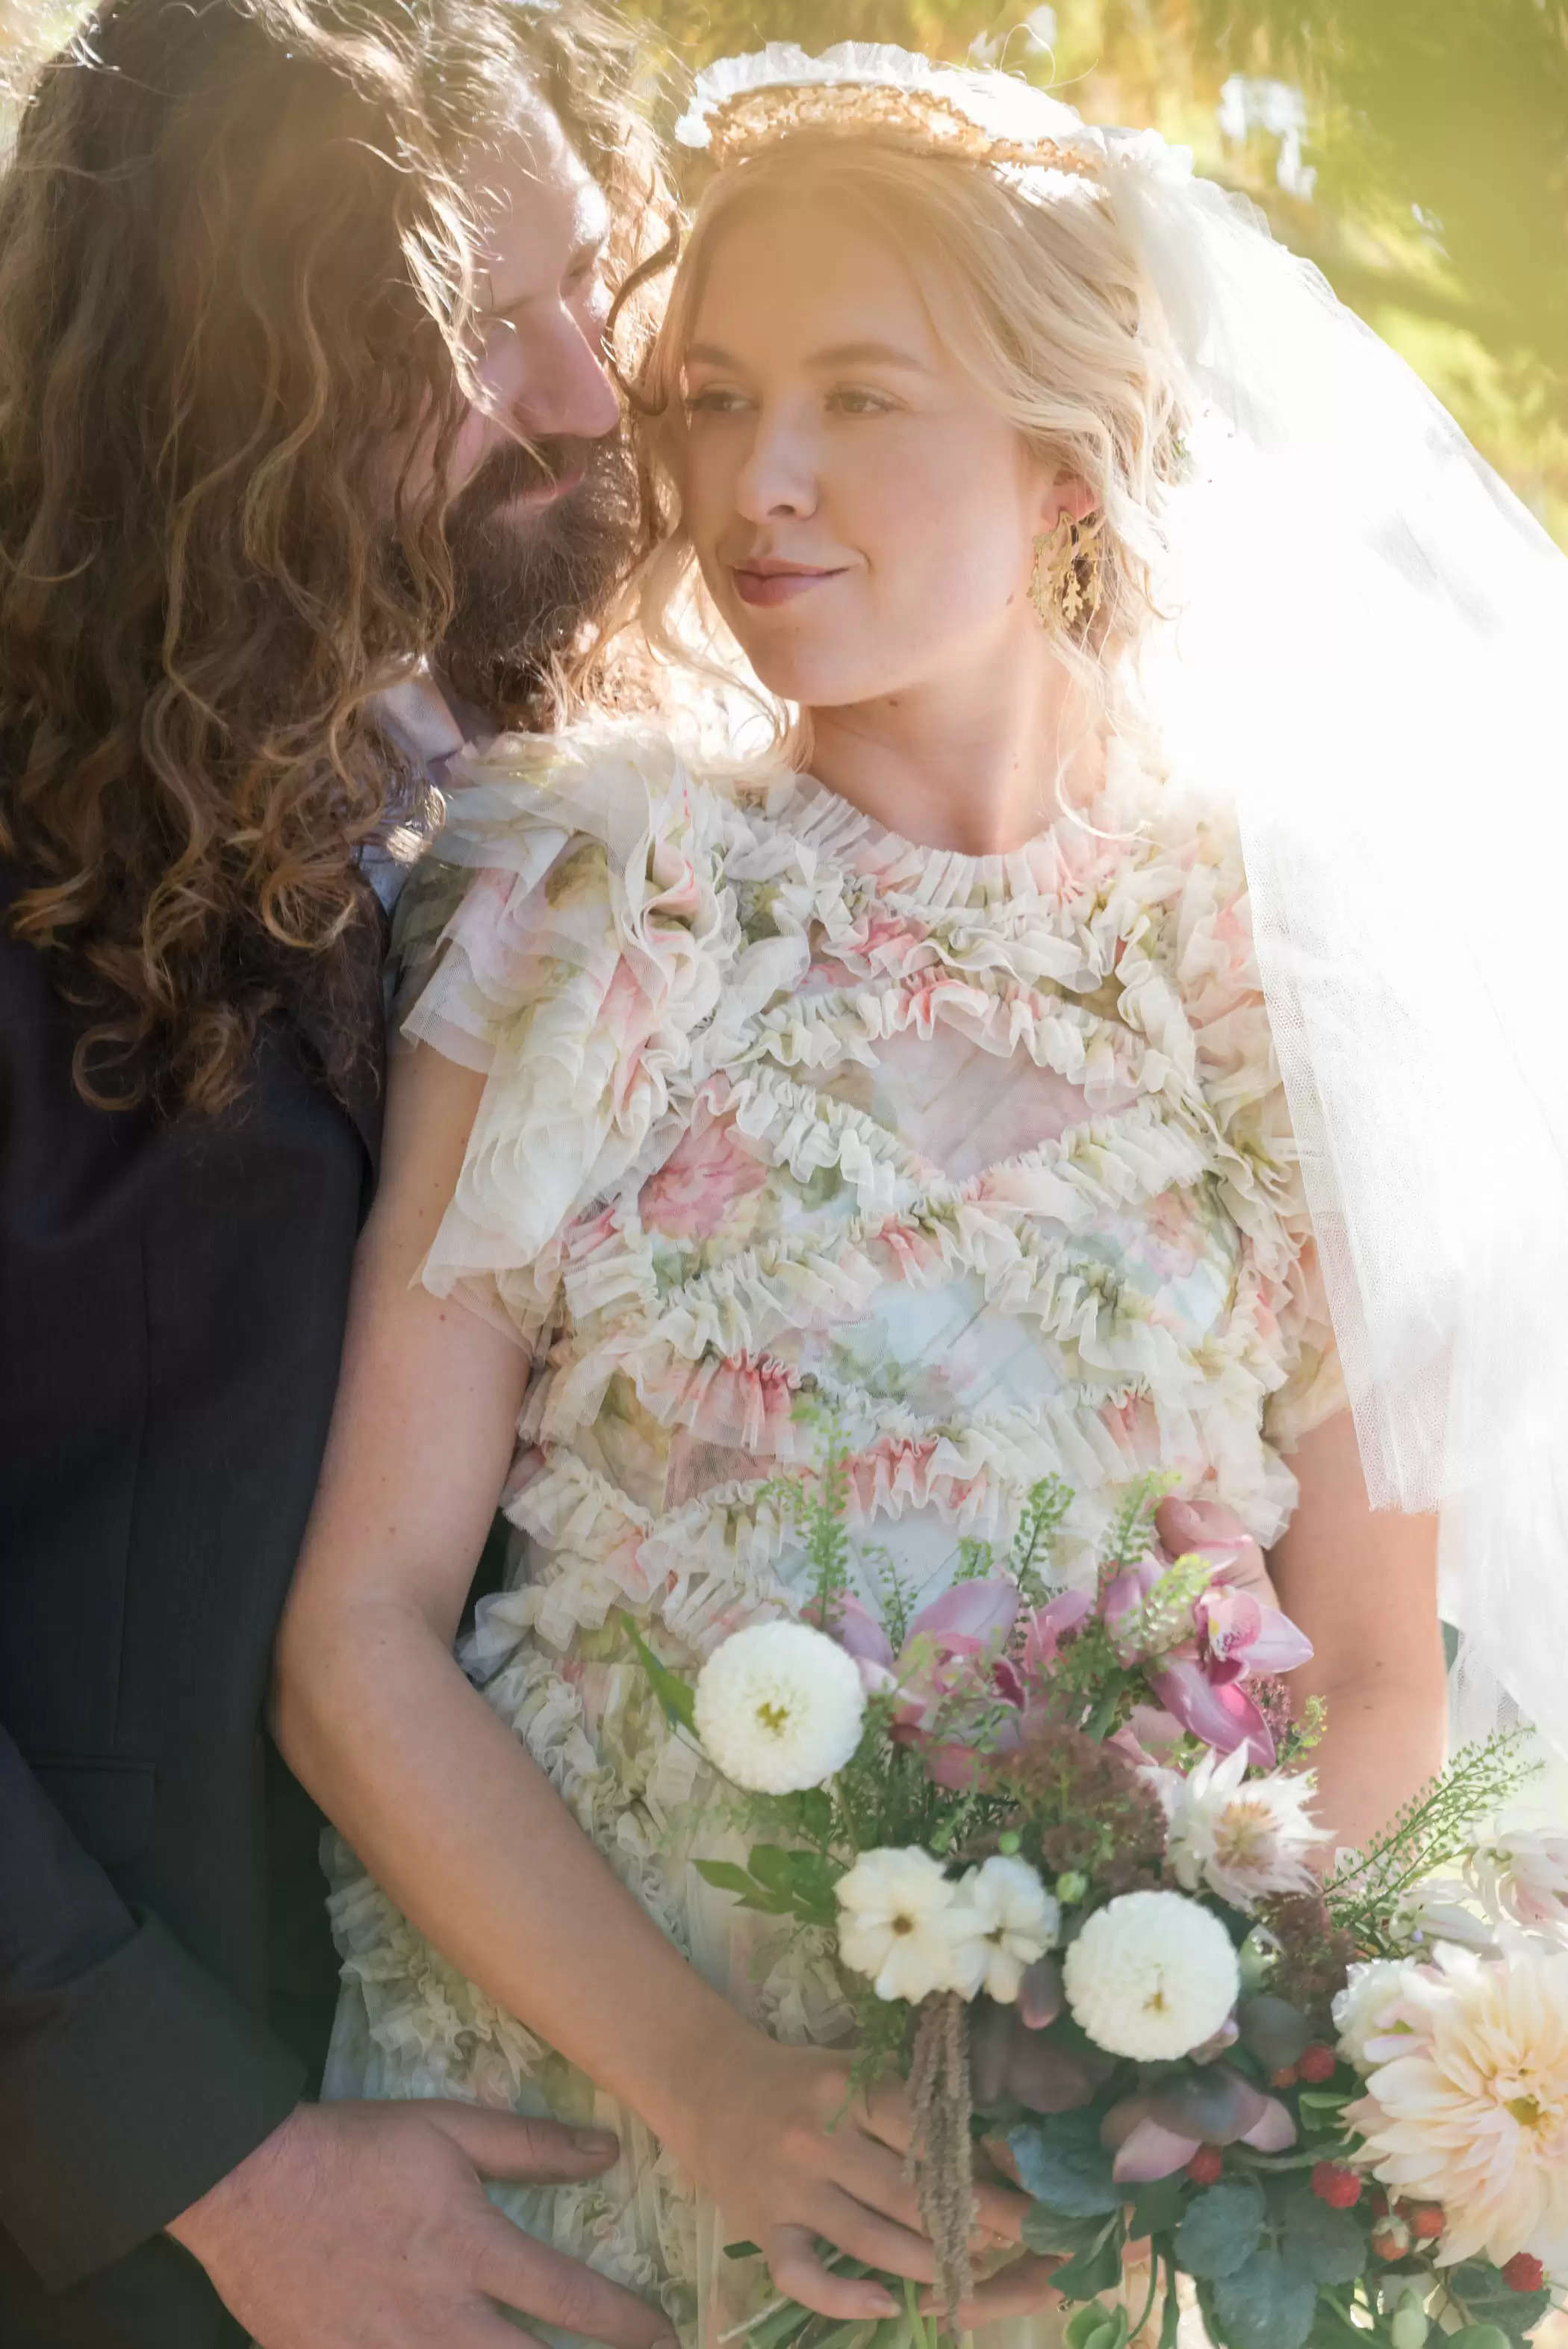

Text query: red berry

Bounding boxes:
[1407,2203,1445,2242]
[1503,2254,1546,2294]
[1186,2147,1225,2186]
[1311,2162,1363,2209]
[1298,2044,1337,2084]
[1371,2218,1413,2262]
[1271,2065,1300,2089]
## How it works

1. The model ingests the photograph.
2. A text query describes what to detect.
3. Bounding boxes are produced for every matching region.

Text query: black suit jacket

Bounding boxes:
[0,866,383,2348]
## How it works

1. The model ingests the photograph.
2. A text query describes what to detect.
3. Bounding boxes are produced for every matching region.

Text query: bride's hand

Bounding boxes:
[660,2029,1032,2321]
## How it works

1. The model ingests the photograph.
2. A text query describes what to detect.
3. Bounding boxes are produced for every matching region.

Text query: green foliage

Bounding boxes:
[1436,2262,1553,2345]
[1326,1729,1541,1950]
[693,1844,841,1926]
[620,1615,697,1732]
[1275,2188,1365,2287]
[1102,1472,1176,1572]
[1008,2112,1121,2216]
[1175,2178,1266,2280]
[1205,2247,1319,2349]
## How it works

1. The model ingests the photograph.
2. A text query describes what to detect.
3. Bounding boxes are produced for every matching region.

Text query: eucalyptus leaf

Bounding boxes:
[1127,2175,1189,2241]
[1051,2216,1126,2301]
[1174,2179,1266,2280]
[1278,2185,1368,2286]
[1444,2263,1552,2344]
[1021,2206,1113,2259]
[1208,2247,1318,2349]
[1158,2269,1182,2349]
[1010,2116,1121,2217]
[622,1617,697,1730]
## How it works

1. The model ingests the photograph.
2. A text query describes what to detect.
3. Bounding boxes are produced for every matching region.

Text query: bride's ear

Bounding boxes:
[1037,471,1098,532]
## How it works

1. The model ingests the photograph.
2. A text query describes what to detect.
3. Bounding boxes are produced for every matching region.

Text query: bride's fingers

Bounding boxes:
[765,2226,900,2323]
[809,2186,939,2286]
[829,2134,925,2237]
[918,2250,1065,2325]
[853,2091,1028,2244]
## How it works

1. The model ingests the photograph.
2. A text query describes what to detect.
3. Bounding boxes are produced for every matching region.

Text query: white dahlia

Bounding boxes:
[694,1620,865,1794]
[836,1846,968,2004]
[1343,1940,1568,2270]
[1157,1746,1332,1911]
[947,1855,1062,2003]
[1063,1890,1240,2062]
[1333,1958,1415,2071]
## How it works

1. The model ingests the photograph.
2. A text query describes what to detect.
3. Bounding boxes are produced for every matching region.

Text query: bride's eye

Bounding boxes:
[827,387,897,417]
[684,386,751,417]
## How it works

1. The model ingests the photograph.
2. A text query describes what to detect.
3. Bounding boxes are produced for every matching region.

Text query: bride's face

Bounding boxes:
[678,199,1080,709]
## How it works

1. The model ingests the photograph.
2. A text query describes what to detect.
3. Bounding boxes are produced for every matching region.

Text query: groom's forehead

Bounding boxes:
[468,89,610,308]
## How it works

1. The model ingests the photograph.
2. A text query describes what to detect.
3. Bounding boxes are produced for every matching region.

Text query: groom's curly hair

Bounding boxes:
[0,0,660,1116]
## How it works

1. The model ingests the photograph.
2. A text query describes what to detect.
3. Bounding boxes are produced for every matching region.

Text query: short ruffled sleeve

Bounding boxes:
[391,726,748,1351]
[1162,794,1346,1457]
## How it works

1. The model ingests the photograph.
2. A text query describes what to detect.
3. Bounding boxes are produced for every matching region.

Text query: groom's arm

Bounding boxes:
[0,1717,304,2292]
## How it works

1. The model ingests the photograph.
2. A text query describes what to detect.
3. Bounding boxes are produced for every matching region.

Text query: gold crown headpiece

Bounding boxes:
[675,42,1109,181]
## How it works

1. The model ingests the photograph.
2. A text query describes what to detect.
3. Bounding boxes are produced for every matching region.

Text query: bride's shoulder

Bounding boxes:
[428,712,777,870]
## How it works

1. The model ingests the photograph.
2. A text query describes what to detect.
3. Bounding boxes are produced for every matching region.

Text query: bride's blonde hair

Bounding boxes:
[611,130,1192,743]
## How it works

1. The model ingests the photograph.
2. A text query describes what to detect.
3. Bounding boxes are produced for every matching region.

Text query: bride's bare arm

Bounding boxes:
[1269,1409,1446,1857]
[271,1041,1030,2319]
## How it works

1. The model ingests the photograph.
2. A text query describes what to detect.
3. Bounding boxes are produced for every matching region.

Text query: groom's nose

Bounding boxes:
[486,300,621,447]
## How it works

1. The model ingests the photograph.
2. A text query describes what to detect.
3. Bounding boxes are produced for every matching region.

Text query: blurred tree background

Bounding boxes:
[4,0,1564,540]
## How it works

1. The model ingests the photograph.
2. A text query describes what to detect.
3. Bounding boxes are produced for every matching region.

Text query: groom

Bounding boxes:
[0,3,671,2347]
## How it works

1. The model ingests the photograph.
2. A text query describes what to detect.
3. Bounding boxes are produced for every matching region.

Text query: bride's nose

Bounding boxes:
[732,408,820,523]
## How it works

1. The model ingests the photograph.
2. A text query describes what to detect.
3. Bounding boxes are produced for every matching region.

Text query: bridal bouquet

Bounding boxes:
[629,1442,1564,2349]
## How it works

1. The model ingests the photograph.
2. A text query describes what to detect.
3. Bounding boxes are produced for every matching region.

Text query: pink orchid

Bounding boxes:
[1101,2068,1297,2183]
[815,1581,1032,1786]
[1101,1553,1313,1769]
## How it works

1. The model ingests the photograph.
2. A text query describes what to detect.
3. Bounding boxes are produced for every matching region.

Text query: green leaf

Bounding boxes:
[1444,2263,1552,2345]
[1158,2268,1183,2349]
[1444,2332,1515,2349]
[1174,2178,1266,2280]
[622,1617,697,1731]
[1010,2116,1122,2217]
[1021,2206,1113,2259]
[723,2240,762,2260]
[1051,2216,1127,2302]
[1208,2247,1319,2349]
[1127,2175,1189,2241]
[746,1844,797,1891]
[1064,2304,1128,2349]
[1277,2185,1368,2286]
[694,1861,764,1900]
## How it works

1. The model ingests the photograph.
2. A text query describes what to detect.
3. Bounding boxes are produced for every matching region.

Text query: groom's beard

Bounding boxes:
[438,430,639,727]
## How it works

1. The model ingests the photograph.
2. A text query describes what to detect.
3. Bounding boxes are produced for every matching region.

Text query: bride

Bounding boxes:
[273,42,1565,2348]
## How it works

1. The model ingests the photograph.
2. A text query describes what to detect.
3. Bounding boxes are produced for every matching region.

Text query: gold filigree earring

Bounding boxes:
[1030,510,1104,632]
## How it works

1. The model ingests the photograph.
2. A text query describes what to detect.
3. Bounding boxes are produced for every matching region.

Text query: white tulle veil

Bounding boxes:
[676,45,1568,1770]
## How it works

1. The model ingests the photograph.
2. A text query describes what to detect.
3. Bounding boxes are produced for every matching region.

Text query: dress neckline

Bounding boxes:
[762,747,1138,912]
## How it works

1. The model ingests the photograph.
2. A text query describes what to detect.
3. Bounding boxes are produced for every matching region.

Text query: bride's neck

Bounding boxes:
[803,650,1103,856]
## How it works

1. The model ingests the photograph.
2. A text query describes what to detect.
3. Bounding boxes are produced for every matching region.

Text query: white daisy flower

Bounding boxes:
[1064,1890,1240,2061]
[1466,1830,1568,1933]
[694,1621,865,1794]
[836,1846,968,2003]
[948,1855,1062,2003]
[1157,1746,1332,1911]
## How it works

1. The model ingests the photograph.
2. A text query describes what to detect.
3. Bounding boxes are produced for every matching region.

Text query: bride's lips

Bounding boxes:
[731,561,848,608]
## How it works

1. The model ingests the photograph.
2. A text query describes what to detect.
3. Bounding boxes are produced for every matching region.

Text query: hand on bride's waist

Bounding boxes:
[650,2020,1060,2327]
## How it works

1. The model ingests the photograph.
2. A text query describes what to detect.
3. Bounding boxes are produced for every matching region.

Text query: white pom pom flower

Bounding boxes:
[1064,1890,1240,2060]
[836,1846,970,2003]
[694,1621,865,1794]
[948,1856,1062,2003]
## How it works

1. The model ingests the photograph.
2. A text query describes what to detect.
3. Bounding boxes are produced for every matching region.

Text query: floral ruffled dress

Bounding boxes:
[323,722,1342,2343]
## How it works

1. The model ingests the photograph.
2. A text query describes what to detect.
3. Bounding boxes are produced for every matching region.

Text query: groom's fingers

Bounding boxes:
[419,2100,624,2182]
[470,2211,676,2349]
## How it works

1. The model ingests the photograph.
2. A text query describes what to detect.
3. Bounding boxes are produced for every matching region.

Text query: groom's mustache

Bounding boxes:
[448,433,610,527]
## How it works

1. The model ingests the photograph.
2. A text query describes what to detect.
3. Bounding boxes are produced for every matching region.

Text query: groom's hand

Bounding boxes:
[167,2099,680,2349]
